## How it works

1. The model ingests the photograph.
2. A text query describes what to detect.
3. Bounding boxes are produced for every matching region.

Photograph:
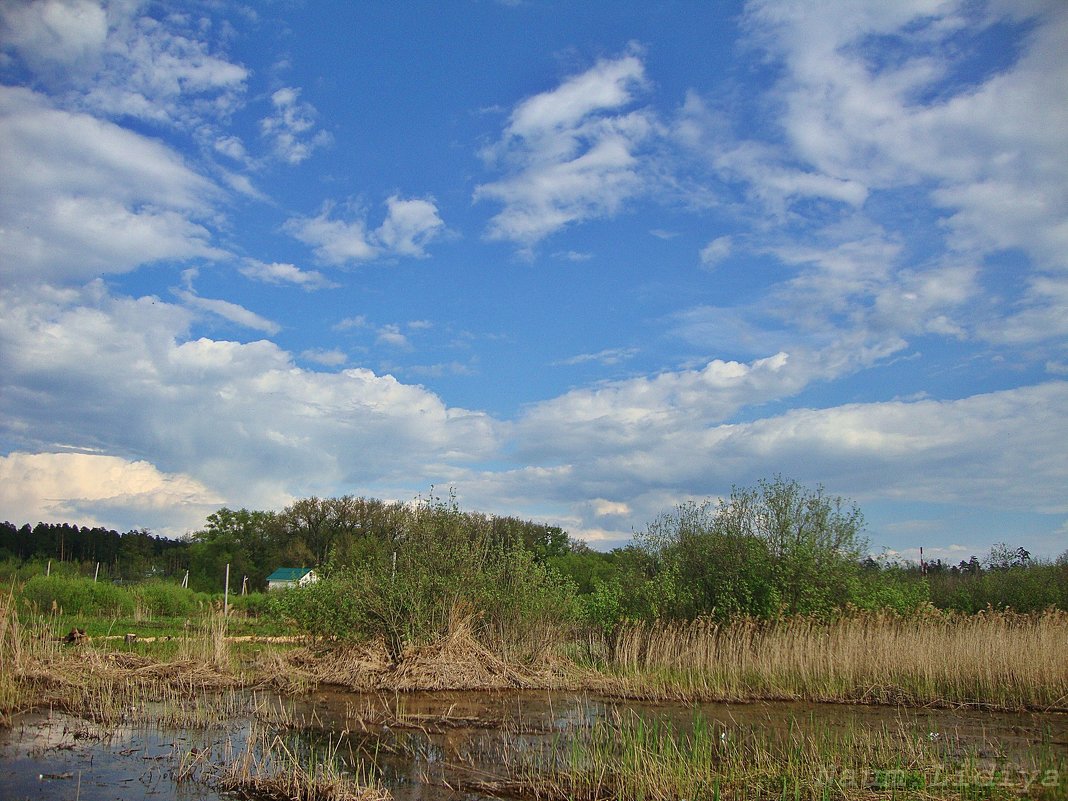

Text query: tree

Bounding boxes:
[633,477,867,619]
[188,507,277,591]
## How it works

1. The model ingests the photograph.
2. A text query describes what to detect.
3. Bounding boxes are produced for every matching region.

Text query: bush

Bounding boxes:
[21,574,135,617]
[268,493,578,662]
[132,580,205,617]
[230,591,272,618]
[266,577,365,640]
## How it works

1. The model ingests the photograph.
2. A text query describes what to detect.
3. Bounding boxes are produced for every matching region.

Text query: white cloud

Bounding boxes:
[301,348,348,367]
[287,208,377,264]
[591,499,631,517]
[334,315,369,331]
[516,352,797,461]
[239,259,338,290]
[260,86,331,164]
[286,196,445,265]
[555,347,639,367]
[0,451,222,537]
[1,0,248,128]
[741,0,1068,268]
[552,250,594,262]
[373,196,445,258]
[0,0,107,73]
[0,86,225,282]
[214,134,248,162]
[0,284,500,518]
[475,49,655,249]
[173,287,281,335]
[375,324,410,349]
[699,235,732,267]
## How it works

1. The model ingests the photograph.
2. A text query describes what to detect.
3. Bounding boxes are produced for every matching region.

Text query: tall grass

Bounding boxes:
[610,609,1068,710]
[177,721,389,801]
[491,707,1067,801]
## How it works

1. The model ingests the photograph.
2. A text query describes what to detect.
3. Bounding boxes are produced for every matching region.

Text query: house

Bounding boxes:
[266,567,318,591]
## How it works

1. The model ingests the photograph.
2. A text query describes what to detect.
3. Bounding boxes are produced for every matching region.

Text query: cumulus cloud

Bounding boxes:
[260,86,332,164]
[239,260,338,290]
[286,196,445,265]
[515,352,798,462]
[0,0,248,128]
[0,86,225,282]
[0,284,500,519]
[464,379,1068,549]
[475,49,655,249]
[0,451,223,536]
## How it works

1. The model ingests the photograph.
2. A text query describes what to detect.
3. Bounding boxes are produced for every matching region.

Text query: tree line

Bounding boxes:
[4,478,1066,620]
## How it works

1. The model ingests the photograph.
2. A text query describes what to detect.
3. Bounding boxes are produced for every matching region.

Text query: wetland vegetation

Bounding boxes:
[2,478,1067,798]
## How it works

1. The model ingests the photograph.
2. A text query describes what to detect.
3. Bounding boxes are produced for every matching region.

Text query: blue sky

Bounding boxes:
[1,0,1066,562]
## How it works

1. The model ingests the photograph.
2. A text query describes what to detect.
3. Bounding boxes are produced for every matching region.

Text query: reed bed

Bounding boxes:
[177,721,390,801]
[609,609,1068,711]
[279,611,574,693]
[0,595,241,724]
[480,707,1067,801]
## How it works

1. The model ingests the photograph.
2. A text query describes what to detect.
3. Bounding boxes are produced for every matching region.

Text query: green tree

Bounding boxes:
[188,507,278,592]
[632,477,867,620]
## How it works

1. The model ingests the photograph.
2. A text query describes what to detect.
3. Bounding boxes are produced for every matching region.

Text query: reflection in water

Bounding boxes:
[1,690,1065,800]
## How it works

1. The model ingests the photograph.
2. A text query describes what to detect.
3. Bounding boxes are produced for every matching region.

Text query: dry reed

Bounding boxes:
[281,609,573,693]
[0,599,240,724]
[609,609,1068,711]
[177,721,390,801]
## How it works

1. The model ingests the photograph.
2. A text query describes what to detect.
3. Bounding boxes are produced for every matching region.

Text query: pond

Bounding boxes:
[2,690,1066,800]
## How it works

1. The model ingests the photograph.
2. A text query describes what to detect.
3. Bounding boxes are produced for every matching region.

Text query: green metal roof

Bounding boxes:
[266,567,314,581]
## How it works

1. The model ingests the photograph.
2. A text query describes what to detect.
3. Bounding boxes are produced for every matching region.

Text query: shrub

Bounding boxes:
[268,493,578,662]
[230,591,271,618]
[132,580,204,618]
[21,574,135,617]
[266,577,364,640]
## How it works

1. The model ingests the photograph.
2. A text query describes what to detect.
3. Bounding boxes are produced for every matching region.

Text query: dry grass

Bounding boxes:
[608,609,1068,711]
[278,610,575,693]
[0,596,240,724]
[177,721,390,801]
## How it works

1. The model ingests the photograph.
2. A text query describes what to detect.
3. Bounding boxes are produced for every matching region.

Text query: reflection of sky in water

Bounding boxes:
[1,690,1064,801]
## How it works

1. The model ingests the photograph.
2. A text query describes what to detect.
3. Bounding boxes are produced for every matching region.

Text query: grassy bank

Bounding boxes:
[606,610,1068,711]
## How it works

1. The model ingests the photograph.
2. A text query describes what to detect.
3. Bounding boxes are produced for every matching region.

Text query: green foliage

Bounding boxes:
[626,477,866,623]
[927,560,1066,613]
[21,574,135,617]
[268,492,577,661]
[848,566,930,614]
[229,592,272,618]
[267,575,366,640]
[188,507,280,592]
[131,580,207,617]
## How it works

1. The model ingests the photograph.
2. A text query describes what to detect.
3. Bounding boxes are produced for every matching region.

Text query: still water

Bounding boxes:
[2,690,1065,800]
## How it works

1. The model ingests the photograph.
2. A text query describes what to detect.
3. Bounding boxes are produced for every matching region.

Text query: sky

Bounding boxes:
[1,0,1066,562]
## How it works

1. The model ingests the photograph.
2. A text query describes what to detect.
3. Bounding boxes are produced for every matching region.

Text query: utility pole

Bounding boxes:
[223,563,230,616]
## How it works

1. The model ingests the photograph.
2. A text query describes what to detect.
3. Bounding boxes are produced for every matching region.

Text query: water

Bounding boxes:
[2,691,1065,800]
